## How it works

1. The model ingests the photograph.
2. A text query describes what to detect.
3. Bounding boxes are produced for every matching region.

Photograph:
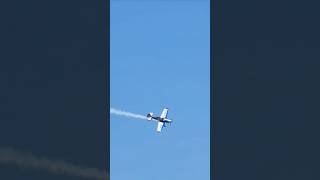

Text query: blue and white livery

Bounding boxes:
[147,108,172,133]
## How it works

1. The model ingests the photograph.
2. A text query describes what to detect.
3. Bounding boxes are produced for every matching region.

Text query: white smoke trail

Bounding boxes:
[110,108,148,120]
[0,147,108,180]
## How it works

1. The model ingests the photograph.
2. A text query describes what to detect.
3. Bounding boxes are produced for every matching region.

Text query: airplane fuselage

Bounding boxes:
[151,116,172,123]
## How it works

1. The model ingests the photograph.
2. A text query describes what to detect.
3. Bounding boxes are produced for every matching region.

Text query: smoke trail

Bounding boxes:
[0,147,108,180]
[110,107,148,120]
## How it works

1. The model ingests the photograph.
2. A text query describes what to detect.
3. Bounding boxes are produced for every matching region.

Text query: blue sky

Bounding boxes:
[110,1,210,179]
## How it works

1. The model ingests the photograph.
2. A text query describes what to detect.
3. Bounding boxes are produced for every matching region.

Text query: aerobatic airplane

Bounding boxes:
[147,108,172,132]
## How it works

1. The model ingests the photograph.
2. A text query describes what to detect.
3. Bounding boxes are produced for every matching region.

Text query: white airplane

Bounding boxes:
[147,108,172,133]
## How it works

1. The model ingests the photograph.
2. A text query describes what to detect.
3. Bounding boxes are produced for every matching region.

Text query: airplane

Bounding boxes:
[147,108,172,133]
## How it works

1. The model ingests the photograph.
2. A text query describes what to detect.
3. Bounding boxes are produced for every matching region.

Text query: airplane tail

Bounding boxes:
[147,112,153,121]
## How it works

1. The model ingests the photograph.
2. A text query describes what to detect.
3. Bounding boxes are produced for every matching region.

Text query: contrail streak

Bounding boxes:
[110,108,148,120]
[0,147,108,180]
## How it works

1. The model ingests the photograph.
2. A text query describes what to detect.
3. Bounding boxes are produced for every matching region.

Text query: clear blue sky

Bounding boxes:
[110,1,209,180]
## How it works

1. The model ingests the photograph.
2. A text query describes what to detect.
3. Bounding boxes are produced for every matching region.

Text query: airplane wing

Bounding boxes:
[160,108,169,119]
[156,121,164,132]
